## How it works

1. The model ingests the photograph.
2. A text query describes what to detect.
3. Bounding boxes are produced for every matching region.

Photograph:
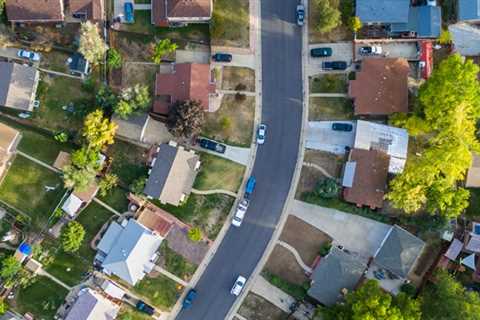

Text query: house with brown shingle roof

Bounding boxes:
[6,0,64,23]
[349,58,410,116]
[342,149,390,209]
[154,63,216,112]
[152,0,212,26]
[66,0,104,22]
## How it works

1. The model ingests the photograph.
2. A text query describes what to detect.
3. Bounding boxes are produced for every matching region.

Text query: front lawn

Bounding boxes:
[308,97,353,120]
[310,74,348,93]
[194,152,245,192]
[159,241,197,281]
[0,156,65,230]
[202,94,255,147]
[107,140,148,187]
[221,67,255,92]
[211,0,250,48]
[15,276,68,319]
[118,306,152,320]
[308,0,354,43]
[133,273,182,310]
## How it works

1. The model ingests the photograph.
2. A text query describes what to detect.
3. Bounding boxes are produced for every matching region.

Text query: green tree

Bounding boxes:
[78,21,107,65]
[130,176,147,195]
[54,132,68,143]
[314,178,340,198]
[107,48,122,70]
[188,227,202,242]
[96,85,119,112]
[0,298,6,315]
[61,221,85,253]
[63,165,97,191]
[82,110,118,150]
[71,147,101,170]
[349,16,362,32]
[114,100,134,119]
[438,29,452,45]
[421,270,480,320]
[0,255,21,288]
[152,39,178,64]
[115,84,151,119]
[167,100,205,138]
[0,0,5,15]
[98,173,119,197]
[315,0,341,33]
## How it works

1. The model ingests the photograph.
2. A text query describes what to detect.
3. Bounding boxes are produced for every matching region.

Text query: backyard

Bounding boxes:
[211,0,250,48]
[133,273,182,310]
[39,50,71,73]
[203,94,255,147]
[194,152,245,193]
[107,140,148,187]
[309,97,353,121]
[122,62,159,90]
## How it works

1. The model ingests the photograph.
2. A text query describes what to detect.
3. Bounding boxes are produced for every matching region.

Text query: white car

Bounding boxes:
[17,50,40,62]
[256,124,267,145]
[232,199,249,227]
[230,275,247,296]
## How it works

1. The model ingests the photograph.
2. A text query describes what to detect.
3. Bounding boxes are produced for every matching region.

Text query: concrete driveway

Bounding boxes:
[192,139,252,166]
[290,200,390,257]
[176,49,210,64]
[211,51,255,68]
[308,42,353,75]
[354,41,419,61]
[305,121,355,154]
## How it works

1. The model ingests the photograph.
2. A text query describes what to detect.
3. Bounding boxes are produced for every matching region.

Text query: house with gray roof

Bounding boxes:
[458,0,480,21]
[308,247,367,306]
[144,141,200,206]
[65,288,119,320]
[95,219,162,285]
[0,62,39,112]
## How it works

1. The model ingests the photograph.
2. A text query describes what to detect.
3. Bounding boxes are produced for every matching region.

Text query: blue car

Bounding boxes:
[124,2,134,23]
[182,289,197,309]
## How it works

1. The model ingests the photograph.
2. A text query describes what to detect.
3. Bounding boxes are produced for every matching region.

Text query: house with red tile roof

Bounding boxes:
[152,0,212,26]
[6,0,64,23]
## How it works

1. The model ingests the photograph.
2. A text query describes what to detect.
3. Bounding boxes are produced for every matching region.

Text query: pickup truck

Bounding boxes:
[244,176,256,199]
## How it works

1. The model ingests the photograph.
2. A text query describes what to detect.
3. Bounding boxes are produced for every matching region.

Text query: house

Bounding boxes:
[466,154,480,188]
[68,53,90,78]
[308,247,367,306]
[6,0,64,23]
[113,113,172,146]
[0,122,21,178]
[65,288,119,320]
[353,120,409,173]
[349,58,410,116]
[458,0,480,22]
[95,219,162,285]
[356,0,410,25]
[449,23,480,57]
[154,63,216,112]
[66,0,104,21]
[390,5,442,38]
[53,151,72,171]
[342,149,390,209]
[13,242,31,263]
[0,62,40,112]
[152,0,212,26]
[101,280,126,300]
[144,142,200,206]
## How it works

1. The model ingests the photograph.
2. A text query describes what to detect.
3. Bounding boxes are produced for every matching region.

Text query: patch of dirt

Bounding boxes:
[221,67,255,92]
[238,293,288,320]
[264,245,309,285]
[304,150,345,178]
[113,32,154,62]
[410,240,442,285]
[122,63,159,90]
[280,215,332,265]
[295,166,328,198]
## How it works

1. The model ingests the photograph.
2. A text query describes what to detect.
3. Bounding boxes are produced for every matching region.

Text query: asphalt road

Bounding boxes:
[176,1,303,319]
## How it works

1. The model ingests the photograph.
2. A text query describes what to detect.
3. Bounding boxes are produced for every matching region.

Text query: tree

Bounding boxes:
[98,174,119,197]
[314,178,339,198]
[78,21,107,65]
[188,227,202,242]
[130,176,147,194]
[107,48,122,70]
[152,39,178,64]
[54,132,68,143]
[167,100,205,138]
[114,84,151,119]
[315,0,341,34]
[114,100,134,119]
[349,16,362,32]
[0,299,6,315]
[82,110,117,150]
[71,147,101,170]
[438,29,452,45]
[0,255,21,288]
[96,85,119,112]
[61,221,85,253]
[421,270,480,320]
[63,165,97,191]
[0,0,5,16]
[319,280,421,320]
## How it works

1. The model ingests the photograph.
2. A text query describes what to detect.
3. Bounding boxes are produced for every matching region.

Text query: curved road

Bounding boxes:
[176,1,303,319]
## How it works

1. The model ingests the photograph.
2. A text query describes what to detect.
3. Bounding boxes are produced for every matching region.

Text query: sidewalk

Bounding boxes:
[250,276,295,313]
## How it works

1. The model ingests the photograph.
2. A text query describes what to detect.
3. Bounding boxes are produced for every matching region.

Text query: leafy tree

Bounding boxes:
[349,16,362,32]
[114,84,151,119]
[314,178,339,198]
[114,100,134,119]
[0,0,5,16]
[96,85,119,112]
[82,110,117,150]
[0,255,21,288]
[188,227,202,242]
[78,21,107,65]
[107,48,122,70]
[421,270,480,320]
[98,174,119,197]
[438,29,452,45]
[319,280,421,320]
[315,0,341,34]
[167,100,205,138]
[130,176,147,194]
[71,147,101,170]
[63,165,97,191]
[61,221,85,253]
[152,39,178,64]
[0,299,6,315]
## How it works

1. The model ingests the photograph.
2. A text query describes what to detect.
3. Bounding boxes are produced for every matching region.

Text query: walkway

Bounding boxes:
[217,89,256,96]
[191,188,238,198]
[37,68,83,80]
[92,198,122,217]
[303,162,334,179]
[309,93,348,97]
[153,265,189,287]
[38,267,72,290]
[18,151,60,173]
[277,240,312,273]
[250,275,295,313]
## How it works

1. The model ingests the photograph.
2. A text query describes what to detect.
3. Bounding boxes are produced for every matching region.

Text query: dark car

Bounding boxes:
[212,53,233,62]
[322,61,348,70]
[332,122,353,131]
[198,138,227,154]
[182,289,197,309]
[124,2,134,23]
[136,300,155,315]
[310,47,332,57]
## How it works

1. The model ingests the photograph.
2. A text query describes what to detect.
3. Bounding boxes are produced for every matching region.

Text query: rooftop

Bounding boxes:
[67,0,104,21]
[458,0,480,21]
[356,0,410,24]
[0,61,39,112]
[65,288,119,320]
[6,0,64,22]
[152,0,212,26]
[0,122,20,155]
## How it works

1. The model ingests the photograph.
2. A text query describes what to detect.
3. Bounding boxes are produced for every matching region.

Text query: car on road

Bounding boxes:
[296,4,305,26]
[232,199,249,227]
[244,176,256,199]
[322,61,348,70]
[257,124,267,144]
[17,50,40,62]
[359,46,382,55]
[182,289,197,310]
[332,122,353,131]
[136,300,155,315]
[310,47,332,58]
[230,275,247,296]
[124,2,134,23]
[198,138,226,154]
[212,53,233,62]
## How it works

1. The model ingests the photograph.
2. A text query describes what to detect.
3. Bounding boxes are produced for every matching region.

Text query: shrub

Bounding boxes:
[188,227,202,242]
[319,242,332,257]
[314,178,340,198]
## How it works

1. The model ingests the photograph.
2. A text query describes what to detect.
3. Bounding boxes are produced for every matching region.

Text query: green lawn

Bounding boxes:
[107,140,148,187]
[15,276,68,320]
[0,156,65,230]
[118,306,153,320]
[262,271,308,301]
[310,74,348,93]
[133,274,182,310]
[160,241,197,281]
[211,0,250,48]
[194,152,245,192]
[308,97,354,121]
[97,186,130,213]
[39,50,70,73]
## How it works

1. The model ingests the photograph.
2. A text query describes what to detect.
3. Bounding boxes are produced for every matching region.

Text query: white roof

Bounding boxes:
[444,238,463,261]
[65,288,119,320]
[461,253,477,270]
[62,194,83,217]
[449,23,480,56]
[466,234,480,253]
[101,281,125,300]
[342,161,356,187]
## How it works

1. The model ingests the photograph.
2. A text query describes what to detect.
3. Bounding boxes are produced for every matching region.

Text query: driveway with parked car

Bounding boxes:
[354,41,420,61]
[305,121,355,154]
[308,42,353,75]
[195,138,251,166]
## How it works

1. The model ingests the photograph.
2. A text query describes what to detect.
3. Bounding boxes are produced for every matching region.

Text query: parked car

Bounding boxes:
[232,199,249,227]
[332,122,353,132]
[124,2,134,23]
[310,47,332,58]
[296,4,305,26]
[17,50,40,62]
[244,176,256,199]
[359,46,382,55]
[230,275,247,296]
[322,61,348,70]
[136,300,155,315]
[198,138,227,154]
[212,53,233,62]
[182,289,197,310]
[257,124,267,145]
